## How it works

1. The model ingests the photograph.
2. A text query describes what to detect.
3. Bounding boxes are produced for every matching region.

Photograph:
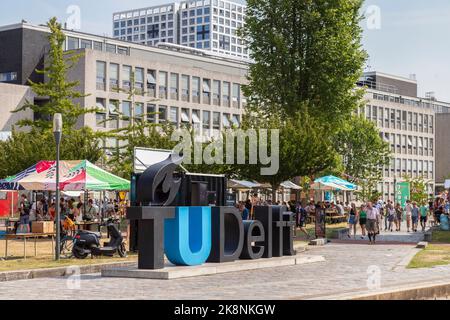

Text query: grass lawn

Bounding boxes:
[0,254,137,272]
[0,236,136,272]
[407,230,450,269]
[432,230,450,243]
[408,244,450,269]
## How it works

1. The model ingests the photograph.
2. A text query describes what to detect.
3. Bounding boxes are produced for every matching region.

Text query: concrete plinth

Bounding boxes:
[101,254,325,280]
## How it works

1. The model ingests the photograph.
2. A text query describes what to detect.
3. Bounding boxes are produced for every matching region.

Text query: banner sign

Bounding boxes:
[395,182,410,208]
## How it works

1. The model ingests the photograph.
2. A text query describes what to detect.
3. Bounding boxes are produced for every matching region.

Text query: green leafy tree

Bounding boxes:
[333,115,391,200]
[403,175,430,204]
[0,128,103,178]
[0,17,104,179]
[232,110,340,200]
[241,0,367,122]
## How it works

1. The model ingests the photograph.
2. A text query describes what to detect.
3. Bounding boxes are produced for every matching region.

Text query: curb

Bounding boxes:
[326,280,450,300]
[0,261,137,282]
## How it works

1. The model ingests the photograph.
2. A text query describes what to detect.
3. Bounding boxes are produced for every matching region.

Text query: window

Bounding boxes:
[147,70,157,97]
[222,82,230,107]
[122,65,132,90]
[94,41,103,51]
[67,37,79,50]
[106,44,116,53]
[430,115,434,133]
[96,98,106,112]
[118,46,129,55]
[203,111,211,130]
[135,68,144,95]
[192,109,201,131]
[80,39,92,49]
[419,137,423,156]
[213,112,220,131]
[413,113,418,132]
[202,79,211,104]
[170,107,179,125]
[424,115,429,133]
[181,75,190,102]
[158,105,167,122]
[159,71,168,99]
[181,108,190,124]
[147,104,156,123]
[222,113,231,128]
[135,103,144,122]
[232,114,240,127]
[108,114,118,129]
[108,100,119,115]
[232,84,240,108]
[96,61,106,90]
[96,113,106,128]
[109,63,119,91]
[430,138,434,157]
[212,80,221,106]
[0,72,18,82]
[192,77,201,103]
[419,114,423,132]
[122,101,131,126]
[170,74,179,100]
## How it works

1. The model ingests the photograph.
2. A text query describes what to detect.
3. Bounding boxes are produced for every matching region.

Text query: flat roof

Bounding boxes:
[363,71,417,84]
[0,22,251,68]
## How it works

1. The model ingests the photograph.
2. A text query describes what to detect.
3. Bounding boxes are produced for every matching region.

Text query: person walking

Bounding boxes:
[405,200,413,232]
[411,202,419,233]
[387,202,396,232]
[359,205,367,239]
[366,202,380,244]
[419,202,429,232]
[395,203,403,231]
[347,203,358,239]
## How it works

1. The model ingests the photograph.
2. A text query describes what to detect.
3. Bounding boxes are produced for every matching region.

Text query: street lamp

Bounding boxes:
[53,113,63,261]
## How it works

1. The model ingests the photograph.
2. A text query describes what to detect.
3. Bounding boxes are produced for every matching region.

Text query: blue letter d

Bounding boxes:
[164,207,212,266]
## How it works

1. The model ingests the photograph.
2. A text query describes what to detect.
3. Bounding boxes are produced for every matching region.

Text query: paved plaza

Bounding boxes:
[0,240,448,300]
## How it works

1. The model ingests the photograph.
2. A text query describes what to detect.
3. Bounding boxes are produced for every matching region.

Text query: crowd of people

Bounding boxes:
[17,193,121,231]
[236,193,450,245]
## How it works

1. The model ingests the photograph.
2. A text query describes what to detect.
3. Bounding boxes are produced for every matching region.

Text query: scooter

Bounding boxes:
[72,218,127,259]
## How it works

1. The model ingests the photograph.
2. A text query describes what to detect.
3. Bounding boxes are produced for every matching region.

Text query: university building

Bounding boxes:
[0,22,249,151]
[112,0,249,60]
[357,71,450,200]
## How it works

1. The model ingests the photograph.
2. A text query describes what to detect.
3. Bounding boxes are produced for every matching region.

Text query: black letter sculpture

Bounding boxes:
[136,153,182,206]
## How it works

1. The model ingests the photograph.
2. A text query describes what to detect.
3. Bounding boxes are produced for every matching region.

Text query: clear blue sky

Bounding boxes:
[1,0,449,101]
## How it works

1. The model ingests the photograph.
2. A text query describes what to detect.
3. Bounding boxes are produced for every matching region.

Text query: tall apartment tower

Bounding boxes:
[113,0,249,60]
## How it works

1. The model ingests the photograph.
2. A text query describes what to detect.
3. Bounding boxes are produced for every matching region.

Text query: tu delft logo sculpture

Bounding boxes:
[128,154,296,270]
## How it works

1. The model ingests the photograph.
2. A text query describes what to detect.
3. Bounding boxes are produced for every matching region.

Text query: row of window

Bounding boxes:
[181,0,245,13]
[380,132,434,157]
[95,98,241,130]
[114,5,175,21]
[66,37,129,55]
[96,61,246,108]
[371,92,450,114]
[114,22,175,38]
[114,13,175,29]
[383,158,434,180]
[361,105,434,134]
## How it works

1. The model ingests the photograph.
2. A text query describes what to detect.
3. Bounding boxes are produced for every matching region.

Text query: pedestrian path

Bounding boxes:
[0,243,447,300]
[343,220,428,244]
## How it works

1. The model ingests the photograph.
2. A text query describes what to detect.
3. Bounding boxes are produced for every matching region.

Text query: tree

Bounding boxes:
[333,114,391,196]
[233,110,340,200]
[0,128,103,179]
[403,176,430,204]
[0,17,104,179]
[241,0,367,123]
[13,17,98,131]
